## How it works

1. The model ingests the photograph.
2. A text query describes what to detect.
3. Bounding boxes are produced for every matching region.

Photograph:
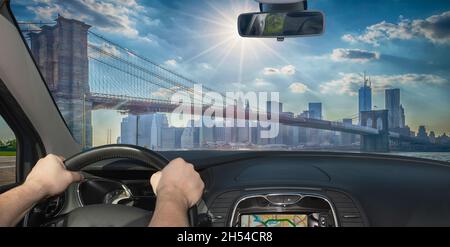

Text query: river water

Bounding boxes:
[388,152,450,162]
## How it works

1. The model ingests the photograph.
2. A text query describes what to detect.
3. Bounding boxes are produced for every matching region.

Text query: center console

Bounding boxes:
[230,193,338,227]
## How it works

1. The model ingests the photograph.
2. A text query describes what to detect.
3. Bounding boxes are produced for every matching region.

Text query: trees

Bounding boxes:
[0,139,16,149]
[6,139,16,149]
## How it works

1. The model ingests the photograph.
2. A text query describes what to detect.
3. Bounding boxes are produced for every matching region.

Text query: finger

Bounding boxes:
[70,171,83,182]
[50,154,66,168]
[150,172,162,195]
[57,155,66,162]
[186,163,194,169]
[174,157,185,162]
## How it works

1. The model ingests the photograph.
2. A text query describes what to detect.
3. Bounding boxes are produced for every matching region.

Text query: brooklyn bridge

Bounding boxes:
[24,16,428,152]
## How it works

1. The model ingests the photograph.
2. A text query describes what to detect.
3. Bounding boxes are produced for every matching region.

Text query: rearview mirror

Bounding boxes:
[238,11,324,38]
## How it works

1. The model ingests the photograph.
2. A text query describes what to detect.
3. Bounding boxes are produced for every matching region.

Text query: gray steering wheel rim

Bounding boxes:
[62,145,169,227]
[64,144,169,171]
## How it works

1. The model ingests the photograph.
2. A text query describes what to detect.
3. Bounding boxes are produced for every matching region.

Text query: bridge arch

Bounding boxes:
[360,110,389,152]
[376,117,383,130]
[366,118,373,128]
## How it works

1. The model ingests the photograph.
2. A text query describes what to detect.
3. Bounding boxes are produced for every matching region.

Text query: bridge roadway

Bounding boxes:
[89,93,428,143]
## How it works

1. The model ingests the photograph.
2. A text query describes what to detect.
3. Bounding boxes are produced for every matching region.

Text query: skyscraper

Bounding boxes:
[358,75,372,115]
[308,103,322,120]
[120,115,137,145]
[400,104,406,128]
[120,113,169,149]
[385,89,401,129]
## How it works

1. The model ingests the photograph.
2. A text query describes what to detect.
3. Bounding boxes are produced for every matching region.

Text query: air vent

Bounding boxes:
[326,190,366,227]
[209,191,241,227]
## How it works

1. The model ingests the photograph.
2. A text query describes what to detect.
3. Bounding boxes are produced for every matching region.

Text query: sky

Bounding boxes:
[6,0,450,145]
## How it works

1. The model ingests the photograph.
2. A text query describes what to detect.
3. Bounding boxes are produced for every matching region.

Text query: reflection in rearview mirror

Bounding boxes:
[238,11,324,38]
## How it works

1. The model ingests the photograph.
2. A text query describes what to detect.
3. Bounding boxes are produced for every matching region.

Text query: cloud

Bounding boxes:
[88,41,121,59]
[231,83,247,89]
[27,0,158,38]
[199,63,212,70]
[164,59,177,66]
[342,11,450,46]
[374,73,447,88]
[319,73,362,96]
[151,88,172,98]
[320,73,447,96]
[230,78,274,89]
[151,86,180,98]
[331,48,380,63]
[100,42,120,56]
[289,82,309,94]
[412,11,450,44]
[263,65,296,76]
[254,78,272,87]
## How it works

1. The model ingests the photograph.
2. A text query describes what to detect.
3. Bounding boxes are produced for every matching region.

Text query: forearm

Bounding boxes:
[149,193,189,227]
[0,182,46,227]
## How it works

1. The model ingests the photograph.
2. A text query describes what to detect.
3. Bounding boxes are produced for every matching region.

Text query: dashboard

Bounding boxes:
[27,151,450,227]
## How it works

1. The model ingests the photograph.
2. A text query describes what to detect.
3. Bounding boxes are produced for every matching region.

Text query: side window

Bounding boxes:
[0,116,16,186]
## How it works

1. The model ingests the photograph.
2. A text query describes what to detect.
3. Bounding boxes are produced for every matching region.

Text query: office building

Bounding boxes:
[400,104,406,128]
[120,113,169,149]
[385,89,401,129]
[308,103,322,120]
[358,77,372,120]
[120,115,137,145]
[181,120,200,149]
[161,127,177,150]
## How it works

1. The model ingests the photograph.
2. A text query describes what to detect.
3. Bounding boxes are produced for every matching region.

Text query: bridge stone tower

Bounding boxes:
[360,110,389,152]
[30,16,92,148]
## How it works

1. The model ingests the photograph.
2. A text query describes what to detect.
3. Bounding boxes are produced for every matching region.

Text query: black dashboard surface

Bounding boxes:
[163,151,450,227]
[86,151,450,227]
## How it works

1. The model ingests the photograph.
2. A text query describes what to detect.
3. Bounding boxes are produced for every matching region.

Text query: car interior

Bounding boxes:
[0,0,450,227]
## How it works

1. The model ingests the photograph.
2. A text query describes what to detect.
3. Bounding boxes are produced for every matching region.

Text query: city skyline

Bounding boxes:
[7,0,450,146]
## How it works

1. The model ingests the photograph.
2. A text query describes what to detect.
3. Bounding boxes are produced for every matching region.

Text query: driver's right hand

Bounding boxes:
[150,158,204,209]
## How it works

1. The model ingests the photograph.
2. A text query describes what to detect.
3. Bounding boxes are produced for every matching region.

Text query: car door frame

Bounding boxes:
[0,78,44,192]
[0,0,81,190]
[0,1,81,155]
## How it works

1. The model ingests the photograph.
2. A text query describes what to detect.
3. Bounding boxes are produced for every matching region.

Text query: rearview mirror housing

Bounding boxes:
[238,11,324,39]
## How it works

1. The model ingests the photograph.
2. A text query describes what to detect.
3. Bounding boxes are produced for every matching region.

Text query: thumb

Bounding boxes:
[150,172,162,195]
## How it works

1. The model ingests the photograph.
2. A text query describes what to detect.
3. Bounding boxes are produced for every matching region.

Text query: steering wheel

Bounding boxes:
[60,144,198,227]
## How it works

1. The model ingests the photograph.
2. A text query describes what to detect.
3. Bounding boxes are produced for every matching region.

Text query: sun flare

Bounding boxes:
[179,0,292,87]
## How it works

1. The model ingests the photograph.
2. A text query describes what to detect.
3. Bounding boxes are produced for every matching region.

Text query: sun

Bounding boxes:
[178,0,291,86]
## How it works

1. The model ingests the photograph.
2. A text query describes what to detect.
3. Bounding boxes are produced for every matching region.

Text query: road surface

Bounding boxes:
[0,156,16,185]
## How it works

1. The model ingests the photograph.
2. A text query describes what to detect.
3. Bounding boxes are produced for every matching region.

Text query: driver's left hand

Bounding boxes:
[24,154,83,198]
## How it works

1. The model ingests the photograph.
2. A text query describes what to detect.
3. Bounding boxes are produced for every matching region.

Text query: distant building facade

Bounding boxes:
[358,78,372,123]
[308,103,322,120]
[120,113,169,149]
[385,89,401,129]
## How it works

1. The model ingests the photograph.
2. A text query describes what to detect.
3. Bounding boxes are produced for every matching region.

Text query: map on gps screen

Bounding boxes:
[240,214,308,227]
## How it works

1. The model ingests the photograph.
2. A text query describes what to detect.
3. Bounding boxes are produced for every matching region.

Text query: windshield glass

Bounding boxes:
[10,0,450,162]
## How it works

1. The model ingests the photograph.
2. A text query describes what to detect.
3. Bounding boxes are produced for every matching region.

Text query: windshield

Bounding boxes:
[10,0,450,161]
